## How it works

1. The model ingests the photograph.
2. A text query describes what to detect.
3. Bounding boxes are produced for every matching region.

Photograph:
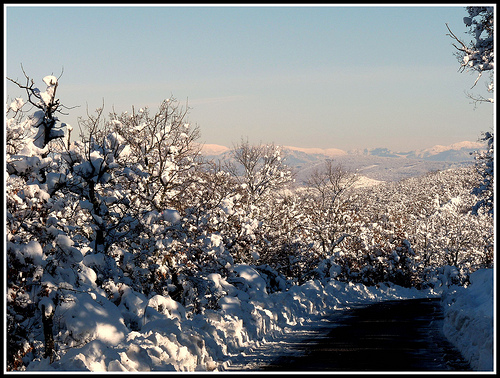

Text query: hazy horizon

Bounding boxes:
[5,4,494,151]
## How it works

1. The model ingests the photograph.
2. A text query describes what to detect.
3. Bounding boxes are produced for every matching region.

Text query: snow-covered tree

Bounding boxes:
[106,99,202,212]
[471,131,494,216]
[447,6,494,216]
[301,160,358,258]
[446,6,494,94]
[6,73,77,368]
[226,140,294,207]
[7,69,68,151]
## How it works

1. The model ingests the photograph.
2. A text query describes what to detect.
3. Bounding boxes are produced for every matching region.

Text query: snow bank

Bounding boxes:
[27,264,441,372]
[441,268,494,371]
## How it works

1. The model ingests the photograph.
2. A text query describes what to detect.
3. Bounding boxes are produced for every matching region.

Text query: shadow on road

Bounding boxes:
[257,298,471,372]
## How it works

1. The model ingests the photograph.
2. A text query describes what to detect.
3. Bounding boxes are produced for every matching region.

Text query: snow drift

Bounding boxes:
[25,265,494,372]
[441,268,494,371]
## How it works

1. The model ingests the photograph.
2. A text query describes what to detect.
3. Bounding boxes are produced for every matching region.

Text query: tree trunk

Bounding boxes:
[41,305,55,363]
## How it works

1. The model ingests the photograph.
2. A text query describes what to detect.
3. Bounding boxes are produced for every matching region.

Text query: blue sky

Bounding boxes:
[4,4,494,151]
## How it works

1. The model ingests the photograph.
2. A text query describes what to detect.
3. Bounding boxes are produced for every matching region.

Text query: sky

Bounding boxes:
[4,4,495,151]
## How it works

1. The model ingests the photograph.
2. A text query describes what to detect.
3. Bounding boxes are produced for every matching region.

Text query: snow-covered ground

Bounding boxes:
[441,268,495,371]
[27,266,494,372]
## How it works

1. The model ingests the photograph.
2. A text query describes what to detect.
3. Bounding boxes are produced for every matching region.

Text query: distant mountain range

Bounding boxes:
[198,141,486,184]
[359,141,486,162]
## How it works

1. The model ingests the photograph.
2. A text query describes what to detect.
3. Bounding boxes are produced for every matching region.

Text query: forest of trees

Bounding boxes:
[5,6,494,371]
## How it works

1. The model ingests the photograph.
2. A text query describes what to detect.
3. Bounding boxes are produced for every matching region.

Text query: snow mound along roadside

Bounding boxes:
[441,268,494,371]
[26,263,440,372]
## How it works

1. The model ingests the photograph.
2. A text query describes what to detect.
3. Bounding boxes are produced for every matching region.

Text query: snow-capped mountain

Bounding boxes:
[201,140,484,162]
[362,140,485,162]
[199,141,484,183]
[197,143,231,156]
